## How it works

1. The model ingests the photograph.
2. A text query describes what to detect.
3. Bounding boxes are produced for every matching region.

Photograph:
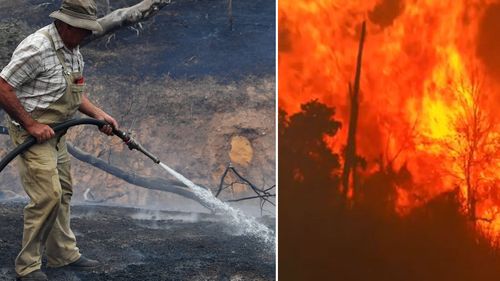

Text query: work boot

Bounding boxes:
[66,256,100,270]
[16,269,48,281]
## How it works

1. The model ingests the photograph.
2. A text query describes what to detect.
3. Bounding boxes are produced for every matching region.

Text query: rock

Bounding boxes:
[229,135,253,167]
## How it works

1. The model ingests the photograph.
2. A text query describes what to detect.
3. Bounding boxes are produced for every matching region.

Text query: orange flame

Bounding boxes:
[279,0,500,239]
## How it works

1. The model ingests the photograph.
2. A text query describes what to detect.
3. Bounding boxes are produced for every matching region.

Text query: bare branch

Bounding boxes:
[215,163,276,214]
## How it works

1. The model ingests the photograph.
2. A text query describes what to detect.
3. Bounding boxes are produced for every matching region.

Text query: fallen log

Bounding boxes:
[67,142,211,209]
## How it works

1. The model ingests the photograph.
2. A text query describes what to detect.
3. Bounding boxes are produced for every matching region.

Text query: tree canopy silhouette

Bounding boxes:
[279,100,343,280]
[279,100,342,190]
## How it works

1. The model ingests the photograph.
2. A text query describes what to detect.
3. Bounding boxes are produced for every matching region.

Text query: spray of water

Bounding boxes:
[158,162,275,247]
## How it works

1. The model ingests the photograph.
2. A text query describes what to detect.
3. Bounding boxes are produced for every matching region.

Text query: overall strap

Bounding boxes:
[38,30,71,75]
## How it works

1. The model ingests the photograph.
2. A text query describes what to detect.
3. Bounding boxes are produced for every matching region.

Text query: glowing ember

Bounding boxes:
[279,0,500,239]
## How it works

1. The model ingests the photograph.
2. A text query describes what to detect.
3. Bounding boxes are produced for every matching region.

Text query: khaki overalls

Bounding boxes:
[8,30,84,277]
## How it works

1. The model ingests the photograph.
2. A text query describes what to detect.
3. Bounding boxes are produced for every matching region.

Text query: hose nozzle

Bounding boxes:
[112,128,160,164]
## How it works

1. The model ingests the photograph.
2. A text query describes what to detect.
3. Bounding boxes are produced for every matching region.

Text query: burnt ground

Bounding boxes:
[0,201,275,281]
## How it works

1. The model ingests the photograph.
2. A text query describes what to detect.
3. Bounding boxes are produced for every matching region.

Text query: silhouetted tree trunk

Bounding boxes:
[456,77,484,222]
[342,21,366,200]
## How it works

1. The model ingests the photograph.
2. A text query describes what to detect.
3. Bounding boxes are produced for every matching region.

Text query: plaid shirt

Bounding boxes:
[0,23,84,113]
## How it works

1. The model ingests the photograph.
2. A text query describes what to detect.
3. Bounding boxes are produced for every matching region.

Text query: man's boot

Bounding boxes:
[16,269,48,281]
[66,256,100,270]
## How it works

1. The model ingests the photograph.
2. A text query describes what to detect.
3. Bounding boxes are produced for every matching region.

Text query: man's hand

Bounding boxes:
[78,95,119,136]
[96,112,118,136]
[25,121,55,143]
[0,78,54,143]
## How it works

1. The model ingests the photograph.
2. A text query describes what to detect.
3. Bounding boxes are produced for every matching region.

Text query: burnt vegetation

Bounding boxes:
[278,100,500,281]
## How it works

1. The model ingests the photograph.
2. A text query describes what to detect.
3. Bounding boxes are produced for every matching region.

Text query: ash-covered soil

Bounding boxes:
[0,201,275,281]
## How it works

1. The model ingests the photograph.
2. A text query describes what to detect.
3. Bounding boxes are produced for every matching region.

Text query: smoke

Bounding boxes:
[130,209,209,223]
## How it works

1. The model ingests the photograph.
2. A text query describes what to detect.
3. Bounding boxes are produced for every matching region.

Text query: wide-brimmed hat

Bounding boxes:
[49,0,103,32]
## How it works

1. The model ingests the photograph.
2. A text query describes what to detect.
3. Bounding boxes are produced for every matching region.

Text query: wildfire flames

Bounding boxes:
[279,0,500,239]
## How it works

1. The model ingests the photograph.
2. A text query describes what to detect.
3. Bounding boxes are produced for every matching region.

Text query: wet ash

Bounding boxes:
[0,201,275,281]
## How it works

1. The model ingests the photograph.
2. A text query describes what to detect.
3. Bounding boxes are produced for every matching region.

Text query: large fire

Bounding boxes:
[279,0,500,238]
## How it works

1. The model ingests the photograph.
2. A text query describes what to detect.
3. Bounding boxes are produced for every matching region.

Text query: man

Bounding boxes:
[0,1,118,280]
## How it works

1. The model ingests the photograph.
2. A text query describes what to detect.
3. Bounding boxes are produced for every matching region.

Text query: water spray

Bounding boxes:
[0,118,275,246]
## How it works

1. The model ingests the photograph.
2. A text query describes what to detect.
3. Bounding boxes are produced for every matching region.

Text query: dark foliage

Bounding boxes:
[279,100,342,189]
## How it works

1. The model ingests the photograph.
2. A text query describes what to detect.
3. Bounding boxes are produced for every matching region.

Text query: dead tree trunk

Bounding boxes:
[83,0,172,45]
[66,142,211,209]
[341,21,366,200]
[466,143,476,221]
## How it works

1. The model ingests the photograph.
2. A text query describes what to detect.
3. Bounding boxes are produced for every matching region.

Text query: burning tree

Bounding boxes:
[445,75,500,224]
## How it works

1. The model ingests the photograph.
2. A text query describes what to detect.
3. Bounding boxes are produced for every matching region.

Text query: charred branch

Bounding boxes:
[226,193,275,203]
[215,164,275,214]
